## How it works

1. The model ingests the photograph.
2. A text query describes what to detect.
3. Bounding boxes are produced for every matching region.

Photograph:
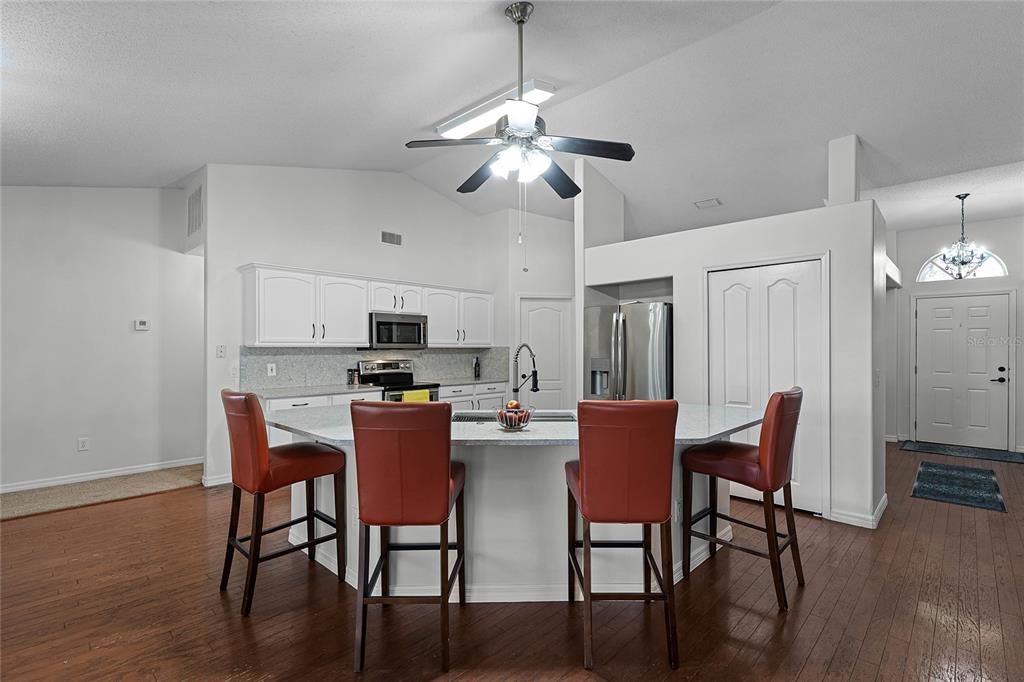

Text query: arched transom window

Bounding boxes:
[917,249,1008,282]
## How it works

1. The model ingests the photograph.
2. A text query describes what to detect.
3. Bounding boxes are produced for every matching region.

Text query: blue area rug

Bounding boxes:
[911,461,1006,512]
[901,440,1024,465]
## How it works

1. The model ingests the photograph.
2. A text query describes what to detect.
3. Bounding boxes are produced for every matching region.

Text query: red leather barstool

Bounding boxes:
[566,400,680,670]
[350,401,466,673]
[681,387,805,611]
[219,390,346,616]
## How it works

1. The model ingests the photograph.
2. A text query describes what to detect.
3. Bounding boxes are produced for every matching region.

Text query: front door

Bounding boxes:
[707,260,826,514]
[915,294,1010,450]
[518,297,573,409]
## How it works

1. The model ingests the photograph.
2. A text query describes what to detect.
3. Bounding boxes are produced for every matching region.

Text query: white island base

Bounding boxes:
[268,407,763,603]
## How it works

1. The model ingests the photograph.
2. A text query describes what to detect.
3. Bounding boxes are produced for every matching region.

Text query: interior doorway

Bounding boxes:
[516,296,574,409]
[914,293,1012,450]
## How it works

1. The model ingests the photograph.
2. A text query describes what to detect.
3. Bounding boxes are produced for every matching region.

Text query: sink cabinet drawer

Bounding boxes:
[265,395,331,411]
[439,385,474,399]
[476,383,506,395]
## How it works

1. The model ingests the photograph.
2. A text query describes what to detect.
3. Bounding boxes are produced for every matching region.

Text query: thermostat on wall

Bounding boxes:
[134,319,151,331]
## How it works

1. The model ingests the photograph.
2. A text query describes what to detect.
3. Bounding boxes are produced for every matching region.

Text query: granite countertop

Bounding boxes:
[266,404,764,448]
[253,376,510,400]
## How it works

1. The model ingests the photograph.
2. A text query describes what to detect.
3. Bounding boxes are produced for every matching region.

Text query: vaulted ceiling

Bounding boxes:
[3,1,1022,238]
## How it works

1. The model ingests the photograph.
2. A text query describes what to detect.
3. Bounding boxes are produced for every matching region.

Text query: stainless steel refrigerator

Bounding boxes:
[584,301,672,400]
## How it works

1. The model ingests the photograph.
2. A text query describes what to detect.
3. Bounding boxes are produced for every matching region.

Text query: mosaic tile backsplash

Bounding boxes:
[240,346,509,390]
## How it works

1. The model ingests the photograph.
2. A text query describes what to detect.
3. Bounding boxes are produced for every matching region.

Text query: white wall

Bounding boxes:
[1,187,205,490]
[202,164,511,484]
[585,200,886,527]
[885,214,1024,449]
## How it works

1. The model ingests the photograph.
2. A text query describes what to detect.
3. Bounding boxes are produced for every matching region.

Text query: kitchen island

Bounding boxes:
[267,405,763,602]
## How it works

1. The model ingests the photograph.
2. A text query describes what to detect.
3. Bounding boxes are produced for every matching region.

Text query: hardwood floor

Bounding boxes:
[2,443,1023,680]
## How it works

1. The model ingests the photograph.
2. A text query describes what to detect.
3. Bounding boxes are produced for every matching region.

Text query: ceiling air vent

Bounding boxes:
[693,197,722,209]
[187,186,204,237]
[380,230,403,247]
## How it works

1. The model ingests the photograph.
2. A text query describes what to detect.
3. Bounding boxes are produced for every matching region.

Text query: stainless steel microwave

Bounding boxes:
[368,313,428,350]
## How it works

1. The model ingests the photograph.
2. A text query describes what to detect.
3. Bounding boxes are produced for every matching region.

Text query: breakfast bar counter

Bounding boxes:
[267,404,763,602]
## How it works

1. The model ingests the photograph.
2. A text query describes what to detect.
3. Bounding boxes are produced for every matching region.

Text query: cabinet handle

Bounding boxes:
[400,295,405,309]
[321,324,325,339]
[393,295,397,309]
[291,402,310,407]
[312,323,316,339]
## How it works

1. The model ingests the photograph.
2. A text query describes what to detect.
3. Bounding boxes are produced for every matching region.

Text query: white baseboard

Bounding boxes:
[829,493,888,530]
[1016,444,1024,454]
[202,473,232,487]
[289,524,736,601]
[885,434,900,443]
[0,457,204,494]
[898,433,911,442]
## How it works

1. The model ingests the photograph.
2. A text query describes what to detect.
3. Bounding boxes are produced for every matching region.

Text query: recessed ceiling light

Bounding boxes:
[693,198,723,209]
[436,79,556,139]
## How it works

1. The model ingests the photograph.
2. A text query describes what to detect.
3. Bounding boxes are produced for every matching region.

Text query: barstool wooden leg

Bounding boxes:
[353,523,369,673]
[333,471,345,581]
[642,524,652,601]
[241,492,265,616]
[681,469,693,580]
[708,475,718,558]
[763,492,788,611]
[439,520,450,672]
[380,527,390,597]
[220,486,242,591]
[783,483,805,586]
[567,488,577,603]
[305,479,317,562]
[582,519,593,670]
[659,521,680,669]
[456,491,467,605]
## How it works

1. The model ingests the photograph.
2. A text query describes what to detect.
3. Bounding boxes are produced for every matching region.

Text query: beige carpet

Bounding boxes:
[0,464,204,520]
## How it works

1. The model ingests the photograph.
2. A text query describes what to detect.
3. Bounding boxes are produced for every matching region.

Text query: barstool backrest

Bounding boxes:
[221,389,271,493]
[577,400,679,523]
[757,387,804,491]
[351,401,453,526]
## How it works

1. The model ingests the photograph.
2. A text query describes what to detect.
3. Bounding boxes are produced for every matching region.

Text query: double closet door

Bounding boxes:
[708,260,826,514]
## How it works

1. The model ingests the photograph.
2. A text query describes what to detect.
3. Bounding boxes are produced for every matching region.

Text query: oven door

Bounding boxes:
[369,313,428,349]
[383,387,440,402]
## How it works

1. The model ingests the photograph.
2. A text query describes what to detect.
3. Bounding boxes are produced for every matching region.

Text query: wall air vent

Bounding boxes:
[693,198,723,209]
[187,186,204,237]
[381,230,403,246]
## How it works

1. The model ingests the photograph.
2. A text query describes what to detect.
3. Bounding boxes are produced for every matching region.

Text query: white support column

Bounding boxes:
[827,134,860,206]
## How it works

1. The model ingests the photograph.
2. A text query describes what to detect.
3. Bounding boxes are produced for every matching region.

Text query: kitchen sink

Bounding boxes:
[452,413,576,423]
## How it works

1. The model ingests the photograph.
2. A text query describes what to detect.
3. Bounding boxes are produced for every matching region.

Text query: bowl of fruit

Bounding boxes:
[496,400,534,432]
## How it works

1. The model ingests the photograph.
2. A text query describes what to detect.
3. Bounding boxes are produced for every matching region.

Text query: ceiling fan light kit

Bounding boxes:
[405,1,635,199]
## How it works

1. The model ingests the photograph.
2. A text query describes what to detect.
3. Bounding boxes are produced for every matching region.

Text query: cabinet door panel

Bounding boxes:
[425,288,461,347]
[398,285,423,313]
[320,276,369,346]
[460,292,493,347]
[476,394,504,411]
[369,282,398,312]
[259,271,317,344]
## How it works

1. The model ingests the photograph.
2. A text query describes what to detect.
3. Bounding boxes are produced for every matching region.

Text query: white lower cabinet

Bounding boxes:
[476,394,505,411]
[439,383,508,410]
[264,391,379,446]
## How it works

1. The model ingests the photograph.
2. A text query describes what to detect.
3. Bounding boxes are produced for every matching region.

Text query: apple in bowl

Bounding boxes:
[496,404,533,431]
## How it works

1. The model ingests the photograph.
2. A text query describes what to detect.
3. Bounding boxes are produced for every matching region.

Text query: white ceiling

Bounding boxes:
[3,1,1023,240]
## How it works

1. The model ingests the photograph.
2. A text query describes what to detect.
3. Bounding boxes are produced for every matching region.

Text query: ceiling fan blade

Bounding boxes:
[538,135,635,161]
[406,137,503,149]
[542,161,581,199]
[457,150,504,194]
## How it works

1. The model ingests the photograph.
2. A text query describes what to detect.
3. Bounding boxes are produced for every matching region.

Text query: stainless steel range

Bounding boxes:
[357,360,440,402]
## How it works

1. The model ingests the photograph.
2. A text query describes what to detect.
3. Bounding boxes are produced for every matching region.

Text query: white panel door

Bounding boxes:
[319,276,369,346]
[916,294,1010,449]
[368,281,399,312]
[461,292,494,347]
[259,270,318,344]
[708,260,825,513]
[397,285,423,313]
[425,288,461,347]
[518,297,574,409]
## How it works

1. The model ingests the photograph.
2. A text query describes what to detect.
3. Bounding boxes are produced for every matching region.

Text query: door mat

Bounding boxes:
[901,440,1024,465]
[911,461,1006,512]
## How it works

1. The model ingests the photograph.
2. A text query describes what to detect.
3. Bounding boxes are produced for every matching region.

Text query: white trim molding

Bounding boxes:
[830,493,889,530]
[885,435,900,443]
[0,456,203,494]
[202,472,233,487]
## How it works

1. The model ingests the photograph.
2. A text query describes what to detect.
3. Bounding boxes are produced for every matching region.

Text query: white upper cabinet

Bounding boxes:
[460,292,494,347]
[319,276,369,346]
[257,270,318,344]
[397,285,422,313]
[369,282,423,313]
[424,288,461,347]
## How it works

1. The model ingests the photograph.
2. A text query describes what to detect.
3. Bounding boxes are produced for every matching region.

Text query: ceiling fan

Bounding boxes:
[405,1,635,199]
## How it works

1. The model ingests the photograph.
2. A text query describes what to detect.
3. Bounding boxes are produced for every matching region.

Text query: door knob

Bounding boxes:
[990,377,1007,383]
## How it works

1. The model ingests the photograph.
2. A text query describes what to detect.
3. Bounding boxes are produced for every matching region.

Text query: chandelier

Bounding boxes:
[938,193,988,279]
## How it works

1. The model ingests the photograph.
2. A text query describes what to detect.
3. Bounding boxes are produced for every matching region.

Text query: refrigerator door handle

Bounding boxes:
[617,312,626,400]
[610,312,619,399]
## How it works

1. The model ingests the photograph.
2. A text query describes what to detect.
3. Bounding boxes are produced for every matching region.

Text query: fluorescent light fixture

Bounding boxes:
[437,79,556,139]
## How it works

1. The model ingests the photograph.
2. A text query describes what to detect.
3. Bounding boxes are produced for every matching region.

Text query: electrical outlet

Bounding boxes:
[267,363,277,377]
[230,364,239,379]
[215,345,226,359]
[77,437,90,452]
[672,499,682,524]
